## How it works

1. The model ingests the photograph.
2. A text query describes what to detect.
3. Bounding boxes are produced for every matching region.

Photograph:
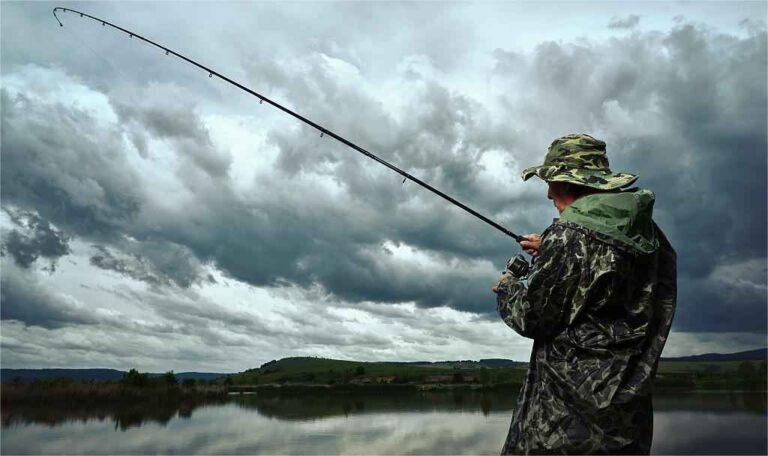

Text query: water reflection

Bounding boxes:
[2,396,229,431]
[1,390,765,454]
[233,389,519,421]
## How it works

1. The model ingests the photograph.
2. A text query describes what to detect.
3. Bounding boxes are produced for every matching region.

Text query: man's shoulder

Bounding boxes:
[543,220,588,241]
[547,220,635,255]
[540,221,589,252]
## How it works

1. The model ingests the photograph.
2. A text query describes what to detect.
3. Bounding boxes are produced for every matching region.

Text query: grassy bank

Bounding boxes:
[0,382,228,407]
[655,359,767,390]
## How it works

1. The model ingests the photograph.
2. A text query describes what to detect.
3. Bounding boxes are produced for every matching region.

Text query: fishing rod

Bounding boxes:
[52,7,521,242]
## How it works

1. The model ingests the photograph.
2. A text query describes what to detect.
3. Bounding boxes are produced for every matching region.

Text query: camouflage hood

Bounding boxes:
[559,188,660,254]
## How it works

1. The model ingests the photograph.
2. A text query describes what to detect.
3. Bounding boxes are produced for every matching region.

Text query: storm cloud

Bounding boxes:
[491,23,767,330]
[0,260,97,329]
[1,208,71,269]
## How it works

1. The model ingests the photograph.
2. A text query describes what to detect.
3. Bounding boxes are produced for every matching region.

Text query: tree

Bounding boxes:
[182,378,196,388]
[737,361,756,379]
[122,369,149,387]
[480,367,490,385]
[163,371,177,386]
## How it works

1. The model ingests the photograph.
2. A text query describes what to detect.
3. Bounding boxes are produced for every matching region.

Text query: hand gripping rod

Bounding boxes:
[53,7,521,242]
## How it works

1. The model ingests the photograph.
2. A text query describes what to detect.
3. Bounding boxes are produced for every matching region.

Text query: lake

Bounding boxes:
[1,390,765,454]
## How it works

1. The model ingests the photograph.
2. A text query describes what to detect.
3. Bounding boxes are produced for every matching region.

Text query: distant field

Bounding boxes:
[655,359,766,390]
[658,360,752,374]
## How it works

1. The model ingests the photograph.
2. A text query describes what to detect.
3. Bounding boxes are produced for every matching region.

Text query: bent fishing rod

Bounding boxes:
[53,7,521,242]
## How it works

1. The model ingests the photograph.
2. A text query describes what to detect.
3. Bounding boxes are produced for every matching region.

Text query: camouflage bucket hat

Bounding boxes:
[521,134,638,190]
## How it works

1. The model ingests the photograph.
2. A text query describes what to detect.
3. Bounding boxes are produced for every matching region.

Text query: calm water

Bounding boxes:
[1,390,765,454]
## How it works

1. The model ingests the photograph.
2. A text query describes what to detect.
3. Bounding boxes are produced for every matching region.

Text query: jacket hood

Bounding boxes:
[559,188,659,254]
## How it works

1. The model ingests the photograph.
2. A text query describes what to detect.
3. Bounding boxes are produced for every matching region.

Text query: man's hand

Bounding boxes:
[492,272,512,294]
[519,233,542,257]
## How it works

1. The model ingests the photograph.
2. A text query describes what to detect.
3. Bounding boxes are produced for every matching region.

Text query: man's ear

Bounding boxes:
[548,181,568,197]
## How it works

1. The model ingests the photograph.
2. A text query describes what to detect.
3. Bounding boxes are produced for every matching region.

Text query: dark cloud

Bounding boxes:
[608,15,640,30]
[90,245,170,287]
[491,23,767,280]
[0,88,143,238]
[1,81,214,289]
[670,258,766,332]
[0,261,98,328]
[110,83,231,177]
[1,208,71,269]
[491,23,767,332]
[89,240,211,289]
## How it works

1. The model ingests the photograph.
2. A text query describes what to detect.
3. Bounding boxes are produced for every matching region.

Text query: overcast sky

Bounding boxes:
[1,1,766,372]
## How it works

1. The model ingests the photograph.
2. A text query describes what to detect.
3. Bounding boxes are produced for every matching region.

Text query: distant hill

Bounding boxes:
[380,359,521,369]
[234,356,528,386]
[0,368,125,383]
[0,368,230,384]
[661,348,767,362]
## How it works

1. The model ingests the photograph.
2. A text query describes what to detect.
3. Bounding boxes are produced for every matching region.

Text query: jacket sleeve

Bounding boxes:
[495,224,585,340]
[646,223,677,375]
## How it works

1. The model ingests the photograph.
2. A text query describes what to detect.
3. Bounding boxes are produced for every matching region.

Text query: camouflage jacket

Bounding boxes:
[496,189,677,455]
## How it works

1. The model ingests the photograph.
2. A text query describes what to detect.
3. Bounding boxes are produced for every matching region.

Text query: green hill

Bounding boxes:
[232,357,526,387]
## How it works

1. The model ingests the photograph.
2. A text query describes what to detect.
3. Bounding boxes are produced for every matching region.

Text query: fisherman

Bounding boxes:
[492,134,677,455]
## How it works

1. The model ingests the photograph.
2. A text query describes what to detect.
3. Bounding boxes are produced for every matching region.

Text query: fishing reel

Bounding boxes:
[505,254,530,278]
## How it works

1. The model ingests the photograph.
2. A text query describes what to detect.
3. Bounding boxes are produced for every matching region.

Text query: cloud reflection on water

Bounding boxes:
[1,392,766,455]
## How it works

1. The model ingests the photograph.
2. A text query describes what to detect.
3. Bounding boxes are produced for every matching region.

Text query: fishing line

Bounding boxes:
[52,6,522,242]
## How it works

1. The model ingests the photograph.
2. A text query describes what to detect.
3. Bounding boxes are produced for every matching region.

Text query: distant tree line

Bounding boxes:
[5,369,235,389]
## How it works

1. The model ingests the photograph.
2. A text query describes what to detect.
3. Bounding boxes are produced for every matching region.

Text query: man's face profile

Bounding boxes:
[546,182,574,214]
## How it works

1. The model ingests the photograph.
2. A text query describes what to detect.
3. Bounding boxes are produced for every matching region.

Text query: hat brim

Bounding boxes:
[521,166,638,190]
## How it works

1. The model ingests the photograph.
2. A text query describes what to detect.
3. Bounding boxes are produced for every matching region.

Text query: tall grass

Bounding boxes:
[1,382,228,407]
